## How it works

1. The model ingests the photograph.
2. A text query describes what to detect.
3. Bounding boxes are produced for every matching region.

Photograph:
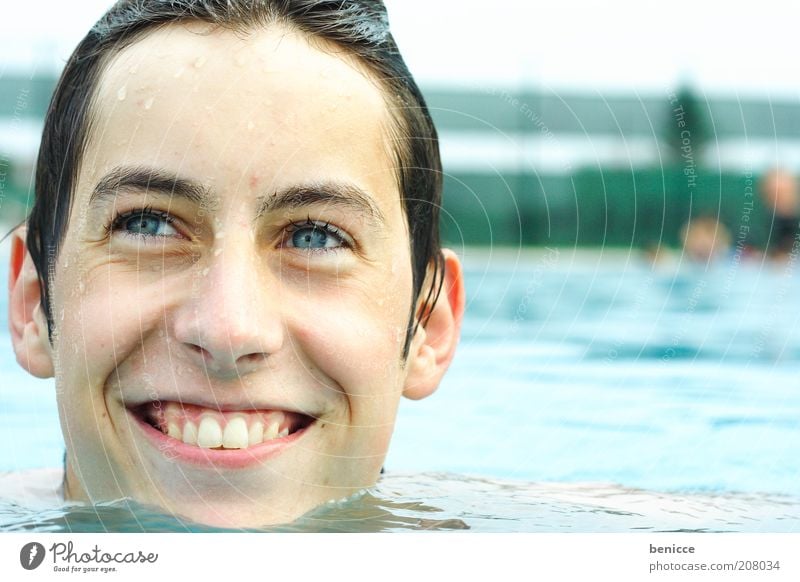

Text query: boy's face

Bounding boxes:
[10,23,459,527]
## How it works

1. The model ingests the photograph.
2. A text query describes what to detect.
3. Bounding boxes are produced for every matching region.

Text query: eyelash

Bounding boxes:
[282,217,353,253]
[106,208,353,253]
[106,205,180,242]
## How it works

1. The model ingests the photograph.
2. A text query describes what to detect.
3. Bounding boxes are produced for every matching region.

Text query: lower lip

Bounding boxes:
[131,410,311,469]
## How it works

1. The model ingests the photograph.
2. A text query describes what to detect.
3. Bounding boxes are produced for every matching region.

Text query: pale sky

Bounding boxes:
[3,1,800,97]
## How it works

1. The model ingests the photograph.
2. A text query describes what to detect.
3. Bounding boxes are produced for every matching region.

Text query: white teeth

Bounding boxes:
[167,422,181,440]
[197,417,223,448]
[263,421,280,441]
[164,401,181,416]
[222,417,249,449]
[161,411,297,449]
[248,421,264,446]
[182,421,198,446]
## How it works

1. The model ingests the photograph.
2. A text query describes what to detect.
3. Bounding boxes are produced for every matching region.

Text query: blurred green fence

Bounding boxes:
[441,168,768,249]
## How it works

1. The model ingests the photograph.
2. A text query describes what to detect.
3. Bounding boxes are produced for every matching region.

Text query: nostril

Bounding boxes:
[188,343,211,361]
[240,352,268,365]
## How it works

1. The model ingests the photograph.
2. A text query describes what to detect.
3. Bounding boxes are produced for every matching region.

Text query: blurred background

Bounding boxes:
[2,1,800,498]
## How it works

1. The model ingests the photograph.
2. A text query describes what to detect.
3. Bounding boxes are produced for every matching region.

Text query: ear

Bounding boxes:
[403,248,465,400]
[7,226,54,378]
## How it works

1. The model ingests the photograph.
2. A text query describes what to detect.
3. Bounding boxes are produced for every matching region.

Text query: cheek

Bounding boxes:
[52,262,177,389]
[290,285,410,403]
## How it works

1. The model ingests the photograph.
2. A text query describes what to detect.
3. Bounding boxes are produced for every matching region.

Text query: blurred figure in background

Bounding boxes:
[760,168,800,260]
[680,215,731,263]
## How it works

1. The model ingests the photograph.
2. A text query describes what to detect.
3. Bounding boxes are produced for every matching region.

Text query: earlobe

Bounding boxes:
[7,226,54,378]
[403,249,466,400]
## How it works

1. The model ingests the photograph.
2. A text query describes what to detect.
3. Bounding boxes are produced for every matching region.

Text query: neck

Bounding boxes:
[62,459,89,502]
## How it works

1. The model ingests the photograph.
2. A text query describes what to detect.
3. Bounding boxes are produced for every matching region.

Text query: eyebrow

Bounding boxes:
[90,165,213,208]
[89,165,387,227]
[254,183,386,227]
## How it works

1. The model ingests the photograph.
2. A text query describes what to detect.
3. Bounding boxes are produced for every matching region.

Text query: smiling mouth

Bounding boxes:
[132,401,315,450]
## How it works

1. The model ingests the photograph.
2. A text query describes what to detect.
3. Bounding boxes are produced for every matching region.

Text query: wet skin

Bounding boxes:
[8,22,464,527]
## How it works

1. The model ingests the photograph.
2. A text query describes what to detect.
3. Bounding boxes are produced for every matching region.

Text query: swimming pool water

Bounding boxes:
[1,246,799,531]
[2,472,797,532]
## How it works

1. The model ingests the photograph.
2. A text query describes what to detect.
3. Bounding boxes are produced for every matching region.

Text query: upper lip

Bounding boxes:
[122,396,320,417]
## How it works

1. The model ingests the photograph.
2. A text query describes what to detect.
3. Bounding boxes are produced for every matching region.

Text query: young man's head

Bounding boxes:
[7,0,464,527]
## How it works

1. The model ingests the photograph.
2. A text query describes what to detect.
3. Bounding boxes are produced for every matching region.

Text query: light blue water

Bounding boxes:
[1,245,800,531]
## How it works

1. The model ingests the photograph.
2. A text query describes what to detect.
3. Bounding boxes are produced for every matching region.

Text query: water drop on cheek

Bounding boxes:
[201,267,210,277]
[143,97,154,110]
[117,86,127,101]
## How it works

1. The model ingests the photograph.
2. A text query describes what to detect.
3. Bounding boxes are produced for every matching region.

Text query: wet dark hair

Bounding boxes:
[26,0,443,359]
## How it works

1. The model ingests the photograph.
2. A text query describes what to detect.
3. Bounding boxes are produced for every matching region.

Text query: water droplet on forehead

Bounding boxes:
[117,86,127,101]
[143,97,154,110]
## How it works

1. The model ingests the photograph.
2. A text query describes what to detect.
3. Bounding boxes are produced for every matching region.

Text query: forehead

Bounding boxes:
[81,22,398,212]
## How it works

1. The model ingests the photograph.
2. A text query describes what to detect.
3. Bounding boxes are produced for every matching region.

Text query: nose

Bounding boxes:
[172,242,283,378]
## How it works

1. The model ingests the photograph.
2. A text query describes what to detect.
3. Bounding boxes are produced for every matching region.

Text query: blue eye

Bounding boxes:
[112,208,179,238]
[286,221,347,251]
